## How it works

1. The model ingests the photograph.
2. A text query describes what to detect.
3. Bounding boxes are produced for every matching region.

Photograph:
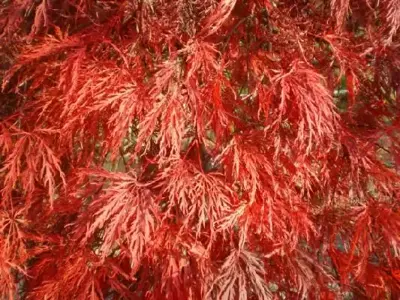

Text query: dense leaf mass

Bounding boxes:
[0,0,399,299]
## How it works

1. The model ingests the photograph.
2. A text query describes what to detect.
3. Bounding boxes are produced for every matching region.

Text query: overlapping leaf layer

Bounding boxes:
[0,0,399,299]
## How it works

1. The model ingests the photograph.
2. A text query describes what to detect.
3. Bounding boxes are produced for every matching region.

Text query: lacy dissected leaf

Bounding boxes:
[157,158,234,239]
[384,0,400,44]
[266,61,339,153]
[208,249,271,300]
[77,169,159,270]
[0,126,66,205]
[216,132,275,203]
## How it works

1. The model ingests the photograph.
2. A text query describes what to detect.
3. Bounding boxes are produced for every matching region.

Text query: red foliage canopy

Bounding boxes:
[0,0,399,299]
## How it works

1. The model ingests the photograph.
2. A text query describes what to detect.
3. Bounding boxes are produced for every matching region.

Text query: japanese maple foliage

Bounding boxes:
[0,0,399,299]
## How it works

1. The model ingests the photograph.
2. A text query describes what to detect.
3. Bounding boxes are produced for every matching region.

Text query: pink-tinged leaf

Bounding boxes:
[208,249,271,300]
